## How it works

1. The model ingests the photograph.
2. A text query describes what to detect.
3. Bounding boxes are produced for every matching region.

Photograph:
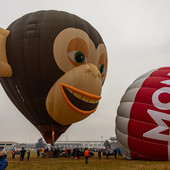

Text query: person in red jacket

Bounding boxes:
[11,150,15,159]
[84,148,90,164]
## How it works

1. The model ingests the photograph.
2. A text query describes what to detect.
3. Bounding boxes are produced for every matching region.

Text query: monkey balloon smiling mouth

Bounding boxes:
[60,82,101,115]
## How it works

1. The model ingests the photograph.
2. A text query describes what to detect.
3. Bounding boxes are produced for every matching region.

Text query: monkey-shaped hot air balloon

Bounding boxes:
[116,67,170,161]
[0,10,108,144]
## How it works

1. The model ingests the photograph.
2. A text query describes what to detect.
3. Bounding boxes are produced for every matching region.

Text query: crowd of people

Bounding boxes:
[11,147,30,161]
[104,148,118,159]
[35,147,119,164]
[0,146,120,169]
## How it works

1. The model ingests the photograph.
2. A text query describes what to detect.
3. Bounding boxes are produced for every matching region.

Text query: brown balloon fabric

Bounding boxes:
[0,10,106,143]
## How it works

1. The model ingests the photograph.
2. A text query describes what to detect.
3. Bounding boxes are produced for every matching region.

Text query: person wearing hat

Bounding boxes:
[0,150,8,170]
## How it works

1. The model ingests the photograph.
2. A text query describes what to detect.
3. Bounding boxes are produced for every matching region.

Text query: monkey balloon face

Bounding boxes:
[46,28,107,125]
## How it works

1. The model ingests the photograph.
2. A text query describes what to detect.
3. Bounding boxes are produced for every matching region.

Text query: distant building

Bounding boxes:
[17,143,37,150]
[54,140,104,149]
[0,140,106,151]
[0,141,19,151]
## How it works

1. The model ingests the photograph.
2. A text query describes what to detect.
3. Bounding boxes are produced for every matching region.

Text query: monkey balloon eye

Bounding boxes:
[68,51,86,64]
[99,64,105,75]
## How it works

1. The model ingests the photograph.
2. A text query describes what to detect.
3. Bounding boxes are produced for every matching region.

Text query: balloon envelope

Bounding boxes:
[116,67,170,161]
[0,10,107,143]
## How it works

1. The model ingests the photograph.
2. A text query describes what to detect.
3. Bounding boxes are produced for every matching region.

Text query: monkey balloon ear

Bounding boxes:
[0,27,12,77]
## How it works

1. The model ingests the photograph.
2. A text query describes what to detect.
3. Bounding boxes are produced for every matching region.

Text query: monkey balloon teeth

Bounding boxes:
[60,82,101,115]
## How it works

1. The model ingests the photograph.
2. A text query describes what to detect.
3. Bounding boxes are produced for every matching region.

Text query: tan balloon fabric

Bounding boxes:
[0,28,12,77]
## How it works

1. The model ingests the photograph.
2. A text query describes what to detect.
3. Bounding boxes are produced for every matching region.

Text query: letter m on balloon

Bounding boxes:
[143,74,170,159]
[143,73,170,143]
[143,109,170,142]
[143,109,170,159]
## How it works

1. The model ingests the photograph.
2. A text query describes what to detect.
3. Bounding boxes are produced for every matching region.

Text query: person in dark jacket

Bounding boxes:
[114,149,117,159]
[74,149,78,159]
[0,150,8,170]
[11,150,15,159]
[105,149,109,159]
[20,147,26,161]
[67,148,71,158]
[37,149,40,158]
[98,149,101,159]
[77,149,80,159]
[27,149,30,160]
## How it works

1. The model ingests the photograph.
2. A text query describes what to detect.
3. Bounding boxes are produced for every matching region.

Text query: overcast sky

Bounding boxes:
[0,0,170,143]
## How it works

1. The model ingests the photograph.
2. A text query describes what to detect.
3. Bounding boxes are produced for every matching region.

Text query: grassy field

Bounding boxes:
[6,152,170,170]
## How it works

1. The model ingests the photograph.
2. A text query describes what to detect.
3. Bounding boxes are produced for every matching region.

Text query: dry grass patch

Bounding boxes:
[6,152,170,170]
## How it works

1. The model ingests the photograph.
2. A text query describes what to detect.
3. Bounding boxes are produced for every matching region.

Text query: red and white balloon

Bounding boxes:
[116,67,170,160]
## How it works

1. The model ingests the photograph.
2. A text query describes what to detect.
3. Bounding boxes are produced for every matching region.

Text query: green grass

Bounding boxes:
[6,152,170,170]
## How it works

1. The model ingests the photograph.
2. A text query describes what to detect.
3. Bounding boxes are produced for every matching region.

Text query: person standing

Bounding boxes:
[114,149,117,159]
[67,148,71,158]
[11,150,15,159]
[37,149,40,158]
[0,150,8,170]
[98,149,101,159]
[20,147,26,161]
[64,149,67,157]
[84,148,89,164]
[105,149,109,159]
[74,149,78,160]
[77,149,80,159]
[27,149,30,160]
